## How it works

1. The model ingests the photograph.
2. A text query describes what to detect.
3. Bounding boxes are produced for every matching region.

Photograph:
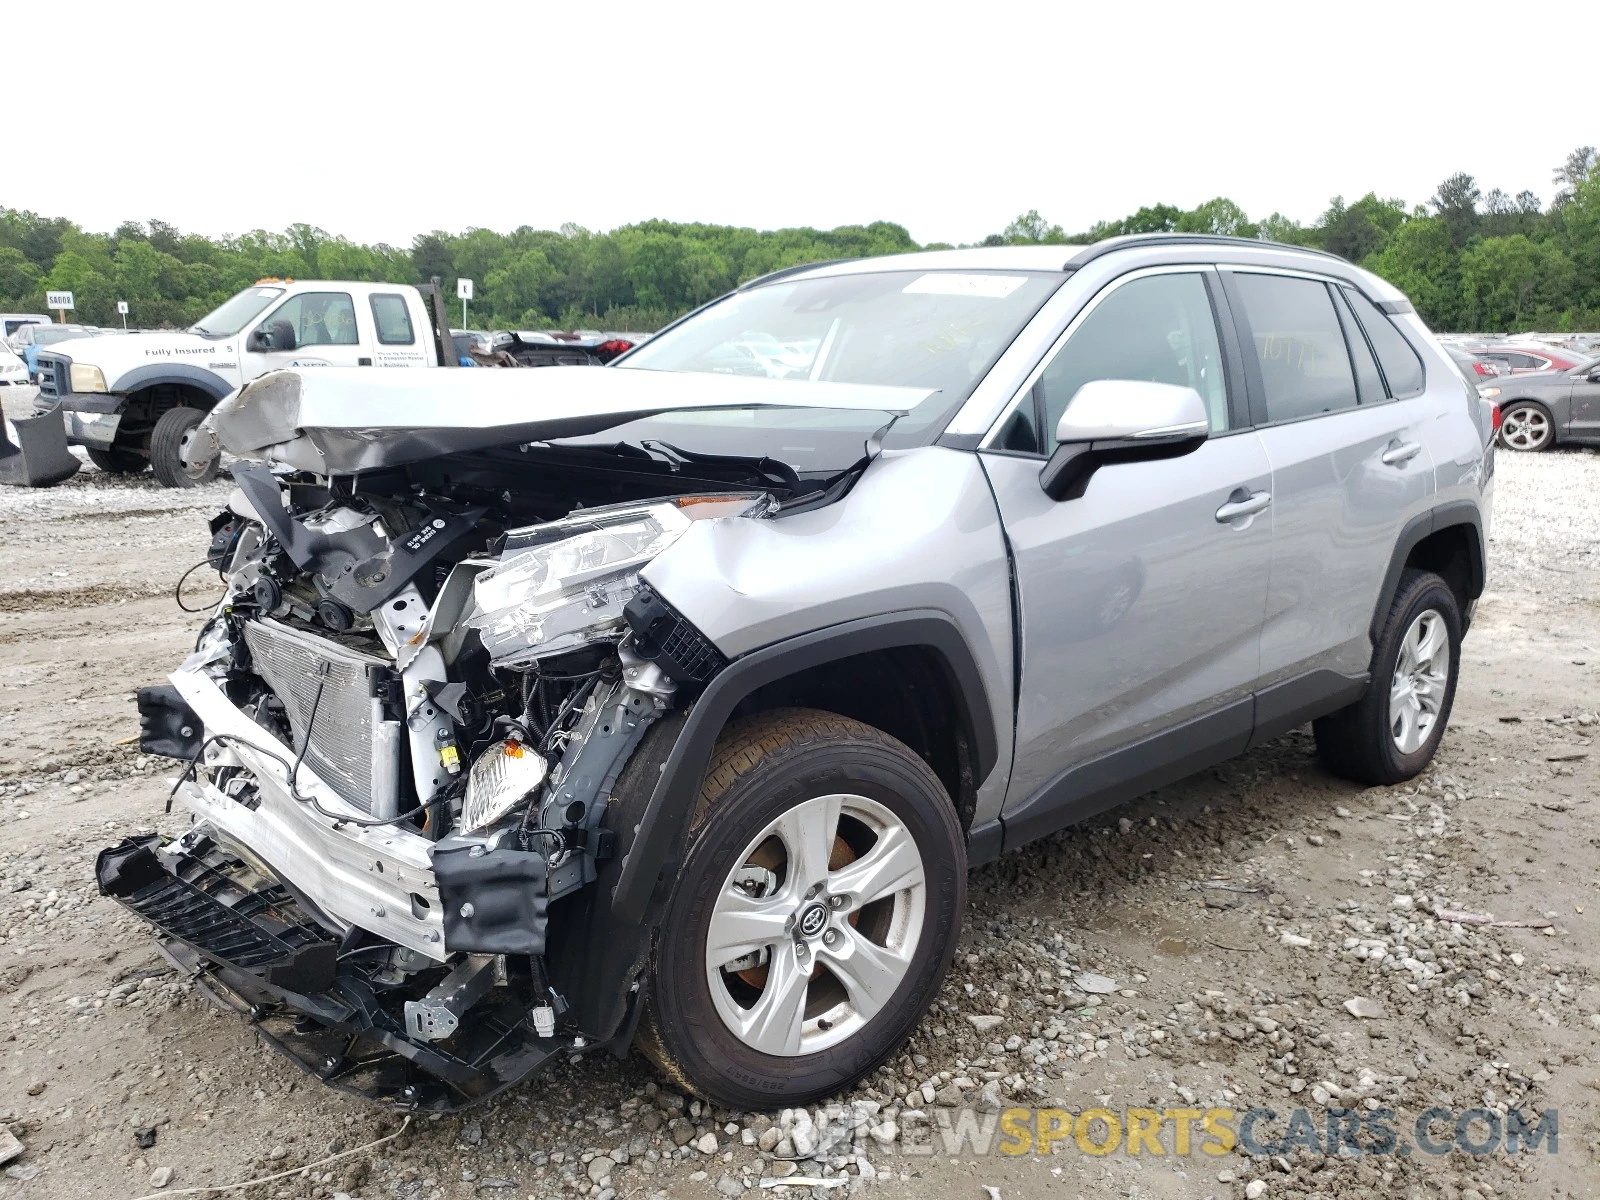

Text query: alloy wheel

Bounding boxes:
[1389,609,1450,754]
[1499,405,1551,451]
[704,792,926,1056]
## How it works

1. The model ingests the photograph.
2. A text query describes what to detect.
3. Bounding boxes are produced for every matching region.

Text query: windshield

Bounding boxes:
[192,285,286,337]
[618,269,1061,441]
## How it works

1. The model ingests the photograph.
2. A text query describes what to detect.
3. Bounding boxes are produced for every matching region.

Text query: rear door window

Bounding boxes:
[370,294,415,345]
[1342,288,1425,397]
[1231,273,1357,422]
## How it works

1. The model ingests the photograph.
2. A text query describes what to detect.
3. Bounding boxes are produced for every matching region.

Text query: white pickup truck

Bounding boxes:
[13,279,452,487]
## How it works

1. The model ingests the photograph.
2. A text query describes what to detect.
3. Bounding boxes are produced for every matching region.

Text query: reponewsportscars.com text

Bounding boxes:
[788,1103,1558,1158]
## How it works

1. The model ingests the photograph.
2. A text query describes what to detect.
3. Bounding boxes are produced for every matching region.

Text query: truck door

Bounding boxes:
[240,290,367,382]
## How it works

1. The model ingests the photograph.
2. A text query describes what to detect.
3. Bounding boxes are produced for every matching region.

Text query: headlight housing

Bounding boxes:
[461,739,549,835]
[466,494,770,667]
[69,363,108,392]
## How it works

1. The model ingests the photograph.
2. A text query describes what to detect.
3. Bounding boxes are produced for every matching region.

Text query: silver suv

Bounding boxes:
[101,234,1493,1112]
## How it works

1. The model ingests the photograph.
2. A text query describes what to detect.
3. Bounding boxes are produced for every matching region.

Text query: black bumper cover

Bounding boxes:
[96,835,573,1111]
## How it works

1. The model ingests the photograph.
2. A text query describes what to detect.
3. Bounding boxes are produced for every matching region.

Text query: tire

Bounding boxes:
[637,708,965,1108]
[85,445,146,475]
[1497,400,1554,452]
[1314,569,1461,785]
[149,406,219,488]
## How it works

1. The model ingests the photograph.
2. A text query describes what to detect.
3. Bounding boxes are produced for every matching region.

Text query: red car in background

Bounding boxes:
[1468,344,1593,374]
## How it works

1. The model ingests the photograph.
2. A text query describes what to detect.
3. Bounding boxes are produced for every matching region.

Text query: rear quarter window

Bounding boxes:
[1344,288,1425,398]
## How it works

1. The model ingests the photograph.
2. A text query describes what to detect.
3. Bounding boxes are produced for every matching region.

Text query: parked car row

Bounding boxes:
[1436,334,1600,453]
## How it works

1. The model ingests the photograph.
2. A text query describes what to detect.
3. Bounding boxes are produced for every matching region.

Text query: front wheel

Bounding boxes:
[85,444,146,475]
[150,406,219,488]
[1314,568,1461,785]
[637,709,965,1109]
[1497,401,1554,451]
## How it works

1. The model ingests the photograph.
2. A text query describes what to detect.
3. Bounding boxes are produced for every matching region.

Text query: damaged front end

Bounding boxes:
[101,457,768,1108]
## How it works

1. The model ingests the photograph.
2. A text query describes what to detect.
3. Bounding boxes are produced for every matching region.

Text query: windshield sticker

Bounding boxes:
[902,273,1027,299]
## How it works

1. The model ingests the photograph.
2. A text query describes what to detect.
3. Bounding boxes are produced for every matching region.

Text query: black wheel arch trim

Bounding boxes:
[109,363,235,403]
[609,609,999,924]
[1370,501,1484,644]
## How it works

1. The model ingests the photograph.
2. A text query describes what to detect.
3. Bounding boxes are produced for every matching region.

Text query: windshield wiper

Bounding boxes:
[637,440,801,491]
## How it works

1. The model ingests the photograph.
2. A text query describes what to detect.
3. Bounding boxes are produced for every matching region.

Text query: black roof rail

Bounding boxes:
[738,258,850,290]
[1062,233,1346,271]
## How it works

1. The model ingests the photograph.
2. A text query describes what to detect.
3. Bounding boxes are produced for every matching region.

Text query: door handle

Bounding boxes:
[1215,489,1271,523]
[1381,440,1422,465]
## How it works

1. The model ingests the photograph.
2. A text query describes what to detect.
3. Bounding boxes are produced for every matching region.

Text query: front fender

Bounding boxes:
[108,362,236,403]
[608,608,997,926]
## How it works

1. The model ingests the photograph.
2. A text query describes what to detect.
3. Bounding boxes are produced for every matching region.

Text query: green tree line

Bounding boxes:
[3,144,1596,334]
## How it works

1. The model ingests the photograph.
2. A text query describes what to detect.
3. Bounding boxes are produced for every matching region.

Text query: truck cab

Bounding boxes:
[32,279,443,486]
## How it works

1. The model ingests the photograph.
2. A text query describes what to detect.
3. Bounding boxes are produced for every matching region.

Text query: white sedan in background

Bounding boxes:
[0,346,39,419]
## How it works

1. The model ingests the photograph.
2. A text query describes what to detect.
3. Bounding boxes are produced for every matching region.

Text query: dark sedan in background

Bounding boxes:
[1481,359,1600,451]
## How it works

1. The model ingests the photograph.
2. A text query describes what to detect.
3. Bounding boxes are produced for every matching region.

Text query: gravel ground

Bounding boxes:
[0,433,1597,1200]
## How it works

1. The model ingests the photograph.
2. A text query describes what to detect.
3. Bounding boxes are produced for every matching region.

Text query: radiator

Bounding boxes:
[242,619,399,817]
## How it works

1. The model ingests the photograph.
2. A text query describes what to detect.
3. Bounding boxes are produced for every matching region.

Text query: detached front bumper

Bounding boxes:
[96,832,574,1110]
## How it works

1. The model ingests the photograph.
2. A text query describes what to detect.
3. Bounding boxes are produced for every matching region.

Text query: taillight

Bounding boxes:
[1490,402,1502,432]
[594,338,635,363]
[1473,362,1492,376]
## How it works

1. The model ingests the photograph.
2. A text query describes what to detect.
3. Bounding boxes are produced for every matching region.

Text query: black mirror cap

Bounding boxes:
[1039,431,1207,502]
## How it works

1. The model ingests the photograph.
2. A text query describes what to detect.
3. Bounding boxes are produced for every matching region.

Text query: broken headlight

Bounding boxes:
[465,495,769,667]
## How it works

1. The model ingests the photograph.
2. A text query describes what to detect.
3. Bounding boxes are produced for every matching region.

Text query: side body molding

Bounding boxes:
[609,610,998,924]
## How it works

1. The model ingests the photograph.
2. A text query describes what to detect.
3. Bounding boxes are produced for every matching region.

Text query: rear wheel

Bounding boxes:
[1315,569,1461,785]
[638,709,965,1108]
[1498,401,1553,451]
[85,444,146,475]
[149,406,219,488]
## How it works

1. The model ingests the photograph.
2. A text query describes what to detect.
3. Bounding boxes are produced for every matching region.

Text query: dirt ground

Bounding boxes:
[0,419,1596,1200]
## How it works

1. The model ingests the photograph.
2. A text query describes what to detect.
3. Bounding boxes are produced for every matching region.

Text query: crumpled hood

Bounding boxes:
[210,367,933,475]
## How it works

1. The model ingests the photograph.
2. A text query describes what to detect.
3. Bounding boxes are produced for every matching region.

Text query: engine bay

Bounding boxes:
[103,454,774,1105]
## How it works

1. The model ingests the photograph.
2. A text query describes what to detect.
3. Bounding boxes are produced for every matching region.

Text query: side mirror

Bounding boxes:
[247,320,297,354]
[1040,380,1211,501]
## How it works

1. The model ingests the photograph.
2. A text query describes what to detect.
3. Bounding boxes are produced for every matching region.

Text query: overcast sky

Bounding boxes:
[12,0,1594,247]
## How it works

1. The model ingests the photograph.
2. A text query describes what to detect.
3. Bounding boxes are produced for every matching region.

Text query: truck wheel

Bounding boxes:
[150,407,219,488]
[1314,569,1461,785]
[85,445,147,475]
[637,708,965,1109]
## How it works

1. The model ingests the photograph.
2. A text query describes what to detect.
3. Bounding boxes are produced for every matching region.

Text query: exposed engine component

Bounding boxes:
[107,459,777,1106]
